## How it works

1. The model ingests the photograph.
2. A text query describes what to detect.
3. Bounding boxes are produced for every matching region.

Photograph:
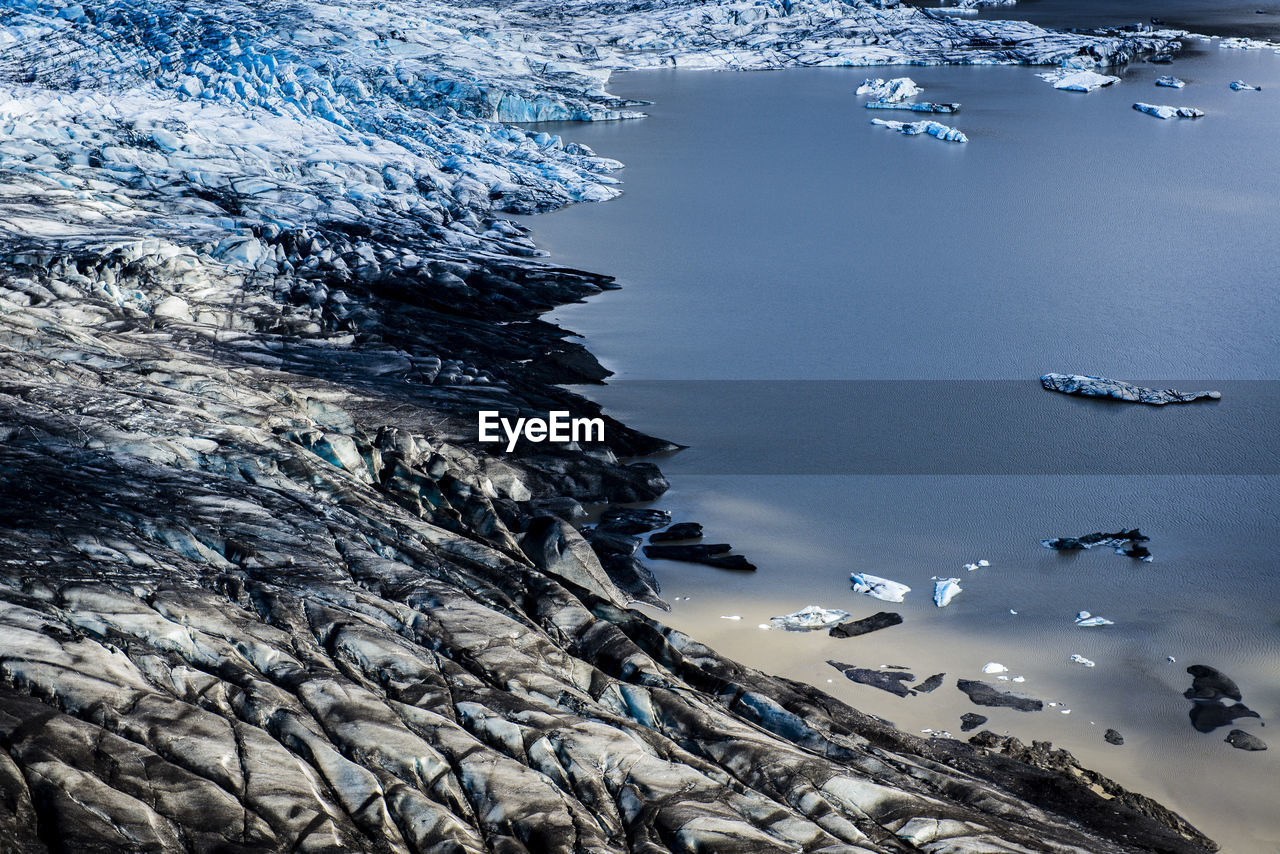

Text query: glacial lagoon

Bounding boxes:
[519,44,1280,852]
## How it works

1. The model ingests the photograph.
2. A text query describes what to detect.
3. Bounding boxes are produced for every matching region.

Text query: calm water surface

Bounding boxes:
[516,37,1279,853]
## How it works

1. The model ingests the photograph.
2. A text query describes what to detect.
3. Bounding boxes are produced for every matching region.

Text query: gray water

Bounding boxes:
[515,43,1280,853]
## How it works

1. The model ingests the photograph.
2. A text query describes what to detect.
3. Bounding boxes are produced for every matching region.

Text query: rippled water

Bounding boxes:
[517,36,1280,853]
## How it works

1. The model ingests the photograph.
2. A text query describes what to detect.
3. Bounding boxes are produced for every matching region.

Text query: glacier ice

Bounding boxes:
[857,77,922,102]
[1070,654,1097,667]
[1075,611,1115,627]
[932,577,962,607]
[850,573,911,603]
[1155,76,1186,88]
[982,662,1008,674]
[871,119,969,143]
[1133,102,1205,119]
[1229,81,1261,90]
[865,101,960,114]
[769,605,853,631]
[1037,69,1120,92]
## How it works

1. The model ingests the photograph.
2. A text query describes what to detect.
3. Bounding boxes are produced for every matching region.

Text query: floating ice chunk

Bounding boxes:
[996,675,1010,681]
[1168,655,1177,662]
[1074,611,1114,627]
[1037,69,1120,92]
[1012,676,1026,682]
[1133,102,1204,118]
[1061,709,1072,714]
[850,573,911,603]
[1220,37,1280,49]
[982,662,1009,674]
[719,615,742,621]
[964,559,989,571]
[857,77,921,102]
[1229,80,1261,90]
[865,101,960,114]
[1009,609,1018,615]
[978,559,989,567]
[1155,76,1186,88]
[769,605,852,631]
[932,577,962,607]
[1070,654,1096,667]
[871,118,968,143]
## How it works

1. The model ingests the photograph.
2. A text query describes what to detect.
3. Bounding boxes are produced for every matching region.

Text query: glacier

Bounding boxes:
[0,0,1224,851]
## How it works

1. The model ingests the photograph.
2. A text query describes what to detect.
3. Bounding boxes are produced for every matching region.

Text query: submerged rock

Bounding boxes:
[913,673,946,693]
[960,713,989,732]
[1042,528,1153,560]
[829,661,918,697]
[1189,702,1261,733]
[1225,729,1267,751]
[649,522,703,541]
[1185,665,1243,702]
[1105,729,1126,745]
[957,680,1044,711]
[828,611,903,638]
[1041,373,1220,404]
[598,506,673,534]
[643,544,756,570]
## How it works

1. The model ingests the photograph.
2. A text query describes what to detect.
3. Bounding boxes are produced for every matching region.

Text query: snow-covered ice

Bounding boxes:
[1075,611,1115,627]
[1155,76,1186,88]
[769,605,853,631]
[1070,654,1096,667]
[872,119,969,143]
[1133,102,1205,119]
[857,77,922,102]
[1037,69,1120,92]
[850,573,911,603]
[982,662,1009,674]
[932,577,962,607]
[1229,81,1261,90]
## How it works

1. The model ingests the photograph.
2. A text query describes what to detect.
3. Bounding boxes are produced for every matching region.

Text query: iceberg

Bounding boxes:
[1041,373,1219,404]
[1075,611,1114,627]
[871,119,969,143]
[1229,81,1262,90]
[1070,654,1097,667]
[850,573,911,603]
[963,559,989,572]
[982,662,1009,674]
[865,101,960,114]
[1133,102,1205,119]
[1155,76,1186,88]
[932,577,962,607]
[1037,69,1120,92]
[769,605,853,631]
[856,77,922,102]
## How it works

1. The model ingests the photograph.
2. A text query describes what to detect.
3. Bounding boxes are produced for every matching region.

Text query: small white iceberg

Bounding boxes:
[719,615,742,621]
[1133,102,1204,119]
[1074,610,1114,627]
[1155,76,1186,88]
[1070,654,1097,667]
[982,662,1009,674]
[857,77,922,102]
[871,118,968,143]
[851,572,911,603]
[932,576,962,607]
[963,559,990,572]
[1229,80,1261,90]
[769,605,852,631]
[1037,69,1120,92]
